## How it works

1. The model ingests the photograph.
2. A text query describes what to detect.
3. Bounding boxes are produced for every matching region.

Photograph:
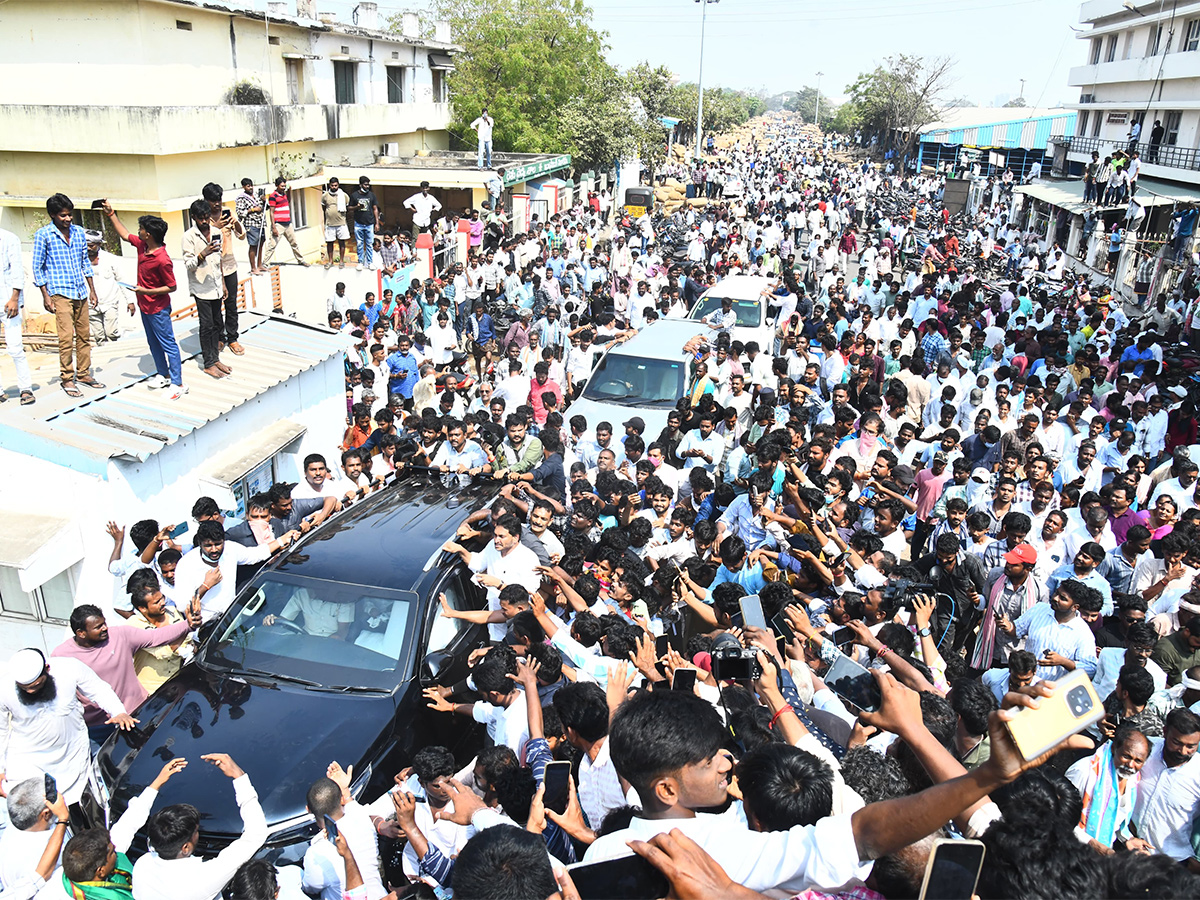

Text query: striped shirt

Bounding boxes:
[1014,601,1098,681]
[31,222,93,299]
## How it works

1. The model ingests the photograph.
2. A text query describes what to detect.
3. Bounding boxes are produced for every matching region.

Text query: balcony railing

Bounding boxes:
[1052,133,1200,171]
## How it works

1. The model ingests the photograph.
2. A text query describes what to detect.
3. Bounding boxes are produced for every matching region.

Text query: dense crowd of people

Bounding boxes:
[4,118,1200,900]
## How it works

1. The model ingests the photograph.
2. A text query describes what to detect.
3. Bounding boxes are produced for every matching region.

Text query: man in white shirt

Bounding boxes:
[1124,709,1200,859]
[470,109,494,169]
[677,414,724,475]
[174,520,299,620]
[0,227,34,405]
[132,754,267,900]
[403,182,442,237]
[552,681,627,830]
[302,764,388,899]
[440,514,542,641]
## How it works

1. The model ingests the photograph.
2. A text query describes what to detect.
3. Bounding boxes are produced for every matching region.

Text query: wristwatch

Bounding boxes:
[917,626,933,638]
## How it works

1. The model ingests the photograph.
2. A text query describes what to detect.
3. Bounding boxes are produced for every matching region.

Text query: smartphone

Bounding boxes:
[90,199,106,209]
[655,634,670,659]
[44,773,57,805]
[739,594,767,631]
[323,814,339,841]
[168,522,189,540]
[671,668,697,693]
[771,611,796,644]
[918,838,986,900]
[1005,669,1103,761]
[568,854,670,900]
[543,761,571,816]
[825,653,882,713]
[832,625,857,646]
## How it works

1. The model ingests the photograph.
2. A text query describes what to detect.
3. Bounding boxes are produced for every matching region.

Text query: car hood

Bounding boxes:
[101,664,397,834]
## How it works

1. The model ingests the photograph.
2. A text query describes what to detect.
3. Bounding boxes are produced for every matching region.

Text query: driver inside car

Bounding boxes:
[263,586,355,639]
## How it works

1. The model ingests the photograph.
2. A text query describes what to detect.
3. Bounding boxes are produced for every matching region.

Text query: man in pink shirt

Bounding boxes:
[911,451,953,558]
[51,600,200,731]
[527,361,563,426]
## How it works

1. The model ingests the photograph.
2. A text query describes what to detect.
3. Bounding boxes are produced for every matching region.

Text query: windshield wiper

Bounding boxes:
[237,667,323,688]
[322,684,390,694]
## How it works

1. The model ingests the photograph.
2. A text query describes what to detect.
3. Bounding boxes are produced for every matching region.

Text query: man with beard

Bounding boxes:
[1124,708,1200,861]
[0,648,135,804]
[1065,726,1151,853]
[174,520,299,621]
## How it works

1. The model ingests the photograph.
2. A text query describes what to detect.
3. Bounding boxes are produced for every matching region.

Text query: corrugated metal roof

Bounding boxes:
[2,315,343,465]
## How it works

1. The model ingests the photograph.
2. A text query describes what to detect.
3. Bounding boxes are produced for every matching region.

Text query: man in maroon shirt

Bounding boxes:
[50,601,200,736]
[101,201,187,399]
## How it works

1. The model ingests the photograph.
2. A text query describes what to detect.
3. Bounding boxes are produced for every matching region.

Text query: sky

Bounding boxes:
[315,0,1086,108]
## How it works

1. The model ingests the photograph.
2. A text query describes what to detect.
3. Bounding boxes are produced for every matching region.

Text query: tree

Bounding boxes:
[783,85,834,125]
[1003,97,1028,108]
[845,55,955,157]
[412,0,614,154]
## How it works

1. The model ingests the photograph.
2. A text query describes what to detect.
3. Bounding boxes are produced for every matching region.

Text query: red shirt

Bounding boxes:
[126,234,176,315]
[267,189,292,223]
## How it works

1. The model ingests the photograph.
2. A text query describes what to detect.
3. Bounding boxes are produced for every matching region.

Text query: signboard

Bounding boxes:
[1107,111,1129,124]
[988,151,1006,167]
[502,154,571,187]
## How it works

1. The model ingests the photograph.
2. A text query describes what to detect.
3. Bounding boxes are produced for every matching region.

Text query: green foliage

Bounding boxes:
[416,0,612,155]
[783,85,834,125]
[844,55,954,155]
[1003,97,1028,108]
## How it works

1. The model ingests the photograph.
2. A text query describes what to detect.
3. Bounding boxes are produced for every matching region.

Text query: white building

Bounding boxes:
[0,315,347,656]
[0,0,458,261]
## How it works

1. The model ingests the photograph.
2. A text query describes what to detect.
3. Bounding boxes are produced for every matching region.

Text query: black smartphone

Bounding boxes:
[543,761,571,816]
[655,634,670,659]
[568,854,670,900]
[729,611,744,628]
[771,611,796,644]
[825,653,882,713]
[832,626,856,646]
[918,838,985,900]
[90,199,105,209]
[671,668,697,693]
[44,773,57,805]
[323,814,339,841]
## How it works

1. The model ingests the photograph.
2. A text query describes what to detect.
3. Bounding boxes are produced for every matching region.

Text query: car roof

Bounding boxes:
[696,275,775,303]
[272,474,501,589]
[600,318,703,362]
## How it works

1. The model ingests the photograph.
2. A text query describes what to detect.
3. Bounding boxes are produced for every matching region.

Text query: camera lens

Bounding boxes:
[1066,685,1092,718]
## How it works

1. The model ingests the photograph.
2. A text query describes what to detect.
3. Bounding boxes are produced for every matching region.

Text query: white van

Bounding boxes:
[687,275,777,350]
[567,319,705,439]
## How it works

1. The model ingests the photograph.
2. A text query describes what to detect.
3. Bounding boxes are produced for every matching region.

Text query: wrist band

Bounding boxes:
[769,704,793,729]
[877,643,891,657]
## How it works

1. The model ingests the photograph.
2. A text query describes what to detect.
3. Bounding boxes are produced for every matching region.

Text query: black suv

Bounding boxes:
[87,474,500,863]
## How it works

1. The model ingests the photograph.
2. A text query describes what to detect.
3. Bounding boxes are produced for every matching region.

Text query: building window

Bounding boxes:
[286,58,303,104]
[230,457,278,520]
[387,67,406,103]
[289,190,308,229]
[0,566,78,624]
[268,35,280,45]
[433,69,446,103]
[1186,19,1200,52]
[1166,110,1182,145]
[334,60,357,104]
[1148,24,1163,55]
[1092,112,1102,137]
[1077,110,1089,137]
[1105,34,1118,62]
[1090,37,1102,64]
[176,19,192,30]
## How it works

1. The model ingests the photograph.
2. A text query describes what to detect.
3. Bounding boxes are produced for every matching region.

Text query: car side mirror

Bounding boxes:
[420,651,452,687]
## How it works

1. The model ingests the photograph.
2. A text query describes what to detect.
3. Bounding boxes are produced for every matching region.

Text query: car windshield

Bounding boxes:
[581,353,684,406]
[690,296,761,327]
[202,572,418,689]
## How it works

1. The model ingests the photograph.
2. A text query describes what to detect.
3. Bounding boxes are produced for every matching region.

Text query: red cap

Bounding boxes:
[1003,544,1037,566]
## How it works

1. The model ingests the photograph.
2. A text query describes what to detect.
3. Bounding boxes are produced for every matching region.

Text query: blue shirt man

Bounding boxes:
[386,340,420,399]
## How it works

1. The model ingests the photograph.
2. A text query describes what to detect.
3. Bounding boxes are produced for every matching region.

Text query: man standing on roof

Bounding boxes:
[0,226,34,405]
[404,182,442,241]
[471,108,495,169]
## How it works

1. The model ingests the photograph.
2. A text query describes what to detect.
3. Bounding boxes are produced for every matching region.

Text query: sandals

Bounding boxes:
[76,377,106,390]
[61,381,82,398]
[20,391,34,406]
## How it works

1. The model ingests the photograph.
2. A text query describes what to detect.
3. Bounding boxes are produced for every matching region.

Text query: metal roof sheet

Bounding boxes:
[0,315,344,467]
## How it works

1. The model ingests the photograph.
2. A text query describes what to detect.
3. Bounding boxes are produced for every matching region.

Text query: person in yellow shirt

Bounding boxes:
[126,568,196,693]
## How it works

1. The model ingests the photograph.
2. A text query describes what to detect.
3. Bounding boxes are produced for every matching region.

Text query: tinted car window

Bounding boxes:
[689,296,761,327]
[206,572,417,687]
[427,577,468,654]
[581,354,683,405]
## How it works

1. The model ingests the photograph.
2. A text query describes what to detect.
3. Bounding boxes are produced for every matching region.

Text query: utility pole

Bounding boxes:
[814,71,824,128]
[1019,78,1026,102]
[695,0,719,159]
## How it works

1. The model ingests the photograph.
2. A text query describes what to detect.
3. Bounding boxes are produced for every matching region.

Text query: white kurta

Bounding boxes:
[0,657,125,803]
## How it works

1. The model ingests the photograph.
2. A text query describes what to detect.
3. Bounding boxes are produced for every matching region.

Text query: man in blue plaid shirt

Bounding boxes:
[32,193,103,397]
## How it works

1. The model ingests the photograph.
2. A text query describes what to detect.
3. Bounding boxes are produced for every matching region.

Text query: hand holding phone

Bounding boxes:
[671,668,697,693]
[543,761,572,816]
[918,838,985,900]
[44,773,57,805]
[323,814,339,841]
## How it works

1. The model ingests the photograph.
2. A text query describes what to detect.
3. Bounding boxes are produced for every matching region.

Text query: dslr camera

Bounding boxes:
[711,646,763,682]
[880,578,935,611]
